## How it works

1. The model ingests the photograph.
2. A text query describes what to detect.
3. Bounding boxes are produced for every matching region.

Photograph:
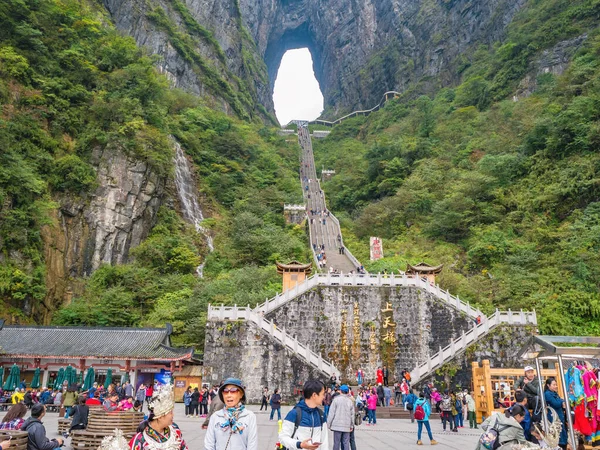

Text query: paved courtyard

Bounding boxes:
[1,403,480,449]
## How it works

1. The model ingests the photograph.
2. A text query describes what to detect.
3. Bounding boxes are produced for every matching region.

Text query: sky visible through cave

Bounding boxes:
[273,48,324,126]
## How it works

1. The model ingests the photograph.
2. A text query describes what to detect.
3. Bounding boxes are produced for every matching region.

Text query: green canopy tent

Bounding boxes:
[54,368,65,389]
[104,368,112,389]
[83,367,95,391]
[2,364,20,391]
[30,368,41,389]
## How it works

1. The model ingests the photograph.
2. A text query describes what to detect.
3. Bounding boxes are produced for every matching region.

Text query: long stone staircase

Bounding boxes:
[297,122,360,273]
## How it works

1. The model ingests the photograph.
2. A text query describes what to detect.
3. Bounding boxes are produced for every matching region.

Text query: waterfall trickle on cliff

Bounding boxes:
[173,140,214,277]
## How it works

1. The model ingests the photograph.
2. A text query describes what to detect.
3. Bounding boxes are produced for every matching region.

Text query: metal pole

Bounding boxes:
[534,357,549,433]
[557,355,577,450]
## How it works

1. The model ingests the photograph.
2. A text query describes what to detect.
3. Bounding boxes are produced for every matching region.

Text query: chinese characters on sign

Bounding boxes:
[352,302,361,361]
[381,302,397,345]
[370,237,384,261]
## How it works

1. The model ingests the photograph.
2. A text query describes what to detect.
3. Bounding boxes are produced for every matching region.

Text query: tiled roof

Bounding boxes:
[0,325,193,361]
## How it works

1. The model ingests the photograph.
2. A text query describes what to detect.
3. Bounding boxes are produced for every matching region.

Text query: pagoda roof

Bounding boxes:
[276,261,312,274]
[406,262,444,274]
[0,324,193,361]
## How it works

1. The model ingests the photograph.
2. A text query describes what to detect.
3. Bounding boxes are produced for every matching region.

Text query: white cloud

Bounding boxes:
[273,48,324,126]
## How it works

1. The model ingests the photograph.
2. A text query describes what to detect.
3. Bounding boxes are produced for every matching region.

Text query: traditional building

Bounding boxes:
[406,262,444,283]
[283,204,306,225]
[0,321,198,389]
[276,261,312,292]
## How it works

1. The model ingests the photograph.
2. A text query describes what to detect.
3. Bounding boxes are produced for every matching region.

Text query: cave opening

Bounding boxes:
[272,48,324,126]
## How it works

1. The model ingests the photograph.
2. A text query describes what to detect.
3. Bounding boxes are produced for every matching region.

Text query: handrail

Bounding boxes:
[304,91,401,127]
[207,304,340,377]
[252,272,484,318]
[410,309,537,384]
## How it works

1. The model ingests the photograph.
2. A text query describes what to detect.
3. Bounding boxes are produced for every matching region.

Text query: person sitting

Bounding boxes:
[119,396,134,410]
[476,405,527,450]
[66,395,89,438]
[85,390,102,406]
[22,404,64,450]
[0,403,28,430]
[102,392,121,412]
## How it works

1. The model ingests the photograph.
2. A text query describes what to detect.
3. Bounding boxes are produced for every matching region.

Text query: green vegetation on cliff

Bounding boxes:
[0,0,307,347]
[313,0,600,336]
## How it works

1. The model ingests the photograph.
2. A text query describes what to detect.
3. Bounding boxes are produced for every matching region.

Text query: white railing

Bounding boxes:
[253,272,484,319]
[410,309,538,385]
[207,304,340,378]
[307,91,401,127]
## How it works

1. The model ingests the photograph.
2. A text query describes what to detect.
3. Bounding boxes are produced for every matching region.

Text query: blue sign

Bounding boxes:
[155,369,172,386]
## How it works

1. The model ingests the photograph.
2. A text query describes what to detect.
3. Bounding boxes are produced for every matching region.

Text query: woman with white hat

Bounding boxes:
[204,378,257,450]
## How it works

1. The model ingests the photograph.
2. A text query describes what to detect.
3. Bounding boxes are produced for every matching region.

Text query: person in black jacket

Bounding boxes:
[190,387,200,417]
[67,396,89,437]
[269,388,281,421]
[22,404,64,450]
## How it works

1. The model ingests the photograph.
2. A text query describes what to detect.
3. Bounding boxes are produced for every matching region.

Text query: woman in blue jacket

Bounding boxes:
[415,392,438,445]
[544,377,568,449]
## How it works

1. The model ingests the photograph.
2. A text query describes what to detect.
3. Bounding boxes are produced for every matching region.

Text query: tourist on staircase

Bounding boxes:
[414,392,438,445]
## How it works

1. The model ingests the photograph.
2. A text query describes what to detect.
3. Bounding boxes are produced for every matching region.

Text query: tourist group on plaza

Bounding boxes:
[0,362,576,450]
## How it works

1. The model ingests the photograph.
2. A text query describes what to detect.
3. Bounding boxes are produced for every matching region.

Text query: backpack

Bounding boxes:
[441,396,452,411]
[289,406,324,450]
[455,399,462,411]
[479,417,510,450]
[414,403,426,420]
[354,411,362,426]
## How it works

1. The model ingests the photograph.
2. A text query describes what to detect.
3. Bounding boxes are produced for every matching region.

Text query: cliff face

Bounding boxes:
[100,0,529,119]
[40,145,166,323]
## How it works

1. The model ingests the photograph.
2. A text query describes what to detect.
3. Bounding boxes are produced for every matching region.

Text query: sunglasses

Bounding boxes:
[222,387,241,394]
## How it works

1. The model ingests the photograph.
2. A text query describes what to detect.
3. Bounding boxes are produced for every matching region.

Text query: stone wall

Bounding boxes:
[418,323,538,391]
[263,285,473,384]
[204,320,326,403]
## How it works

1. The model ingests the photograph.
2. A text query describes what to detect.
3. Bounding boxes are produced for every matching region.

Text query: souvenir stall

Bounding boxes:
[519,335,600,450]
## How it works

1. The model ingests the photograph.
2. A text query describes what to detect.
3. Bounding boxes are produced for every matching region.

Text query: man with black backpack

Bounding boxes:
[279,380,329,450]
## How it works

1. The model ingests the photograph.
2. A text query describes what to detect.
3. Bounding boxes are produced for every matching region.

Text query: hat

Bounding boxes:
[524,366,535,372]
[218,378,246,403]
[340,385,349,393]
[148,383,175,418]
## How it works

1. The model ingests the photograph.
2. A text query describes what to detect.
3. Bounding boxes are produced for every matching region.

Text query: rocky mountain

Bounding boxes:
[101,0,530,119]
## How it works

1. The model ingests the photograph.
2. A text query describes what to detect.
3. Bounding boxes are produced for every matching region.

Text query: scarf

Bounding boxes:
[219,404,246,435]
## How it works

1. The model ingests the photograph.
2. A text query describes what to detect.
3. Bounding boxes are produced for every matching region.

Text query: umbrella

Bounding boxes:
[65,365,76,387]
[104,368,112,389]
[31,368,41,389]
[83,367,95,391]
[54,368,65,389]
[2,364,20,391]
[0,366,4,387]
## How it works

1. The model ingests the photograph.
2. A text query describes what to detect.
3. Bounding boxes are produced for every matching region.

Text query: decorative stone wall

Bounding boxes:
[204,320,325,403]
[263,286,473,384]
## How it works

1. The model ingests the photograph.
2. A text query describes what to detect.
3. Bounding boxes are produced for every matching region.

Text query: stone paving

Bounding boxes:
[1,403,480,450]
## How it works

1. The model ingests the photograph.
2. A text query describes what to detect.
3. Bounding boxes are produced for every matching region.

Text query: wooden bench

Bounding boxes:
[57,418,70,434]
[71,410,144,449]
[0,430,28,450]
